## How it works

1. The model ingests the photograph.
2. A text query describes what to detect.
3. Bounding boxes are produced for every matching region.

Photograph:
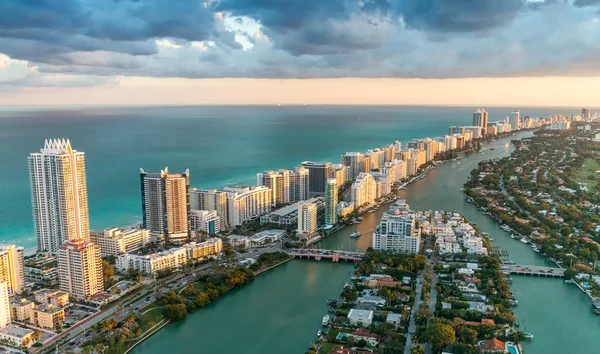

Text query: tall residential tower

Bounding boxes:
[140,168,191,244]
[472,108,489,136]
[57,239,103,301]
[325,179,338,226]
[28,139,90,253]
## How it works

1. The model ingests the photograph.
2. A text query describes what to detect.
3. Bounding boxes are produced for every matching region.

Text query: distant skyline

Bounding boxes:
[2,1,600,106]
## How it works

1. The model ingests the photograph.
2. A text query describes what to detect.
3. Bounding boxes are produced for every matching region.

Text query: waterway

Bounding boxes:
[135,131,600,354]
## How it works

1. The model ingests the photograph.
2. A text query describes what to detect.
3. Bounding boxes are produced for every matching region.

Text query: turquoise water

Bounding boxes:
[336,333,348,340]
[0,105,581,249]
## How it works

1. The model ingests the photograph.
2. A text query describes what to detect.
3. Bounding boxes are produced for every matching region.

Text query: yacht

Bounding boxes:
[520,238,529,244]
[510,234,517,239]
[350,231,361,238]
[523,333,534,340]
[322,315,330,326]
[317,330,322,337]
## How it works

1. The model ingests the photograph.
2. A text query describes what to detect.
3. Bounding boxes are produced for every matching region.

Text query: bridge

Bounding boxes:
[286,249,365,262]
[501,264,564,277]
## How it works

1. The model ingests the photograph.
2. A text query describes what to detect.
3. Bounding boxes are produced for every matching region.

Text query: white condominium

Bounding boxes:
[330,164,349,187]
[190,210,221,236]
[57,239,103,301]
[351,172,377,209]
[116,238,222,276]
[141,168,190,244]
[325,179,338,226]
[89,227,150,257]
[0,282,10,327]
[0,245,24,296]
[28,139,90,254]
[289,167,310,202]
[224,186,272,227]
[372,200,420,254]
[190,189,229,229]
[444,135,457,150]
[297,201,318,236]
[510,111,520,131]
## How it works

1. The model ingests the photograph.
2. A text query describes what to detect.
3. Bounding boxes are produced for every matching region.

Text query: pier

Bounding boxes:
[501,264,564,277]
[493,248,510,263]
[285,249,364,262]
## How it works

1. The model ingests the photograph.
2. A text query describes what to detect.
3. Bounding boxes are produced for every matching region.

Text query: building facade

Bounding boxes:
[190,189,229,230]
[297,201,318,236]
[90,228,150,257]
[190,210,221,236]
[472,108,489,136]
[372,201,420,253]
[224,186,272,227]
[28,139,90,253]
[325,179,338,226]
[57,239,103,301]
[351,173,377,209]
[0,245,24,296]
[140,168,191,244]
[301,161,331,197]
[509,110,520,131]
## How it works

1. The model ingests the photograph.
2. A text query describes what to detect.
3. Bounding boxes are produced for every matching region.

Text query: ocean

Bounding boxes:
[0,105,581,249]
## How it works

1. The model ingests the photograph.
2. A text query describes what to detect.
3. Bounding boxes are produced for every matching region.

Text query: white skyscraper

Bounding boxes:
[297,201,317,236]
[510,111,520,131]
[28,139,90,254]
[0,281,10,328]
[372,200,420,253]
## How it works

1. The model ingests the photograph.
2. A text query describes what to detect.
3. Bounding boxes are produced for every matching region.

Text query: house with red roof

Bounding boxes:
[478,338,507,353]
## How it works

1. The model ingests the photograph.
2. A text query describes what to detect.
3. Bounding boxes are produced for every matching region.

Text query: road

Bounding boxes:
[423,272,439,354]
[404,270,424,354]
[51,243,283,353]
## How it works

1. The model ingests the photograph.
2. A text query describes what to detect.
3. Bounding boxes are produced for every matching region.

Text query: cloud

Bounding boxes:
[1,0,600,88]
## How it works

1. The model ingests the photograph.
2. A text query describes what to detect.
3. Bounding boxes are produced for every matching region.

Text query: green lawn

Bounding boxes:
[139,307,164,331]
[318,342,339,354]
[574,158,600,192]
[193,281,206,292]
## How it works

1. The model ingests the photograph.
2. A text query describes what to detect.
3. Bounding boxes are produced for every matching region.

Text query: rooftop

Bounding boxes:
[0,325,34,338]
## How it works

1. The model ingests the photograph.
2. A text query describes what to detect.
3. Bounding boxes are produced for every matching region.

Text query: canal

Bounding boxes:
[135,132,599,354]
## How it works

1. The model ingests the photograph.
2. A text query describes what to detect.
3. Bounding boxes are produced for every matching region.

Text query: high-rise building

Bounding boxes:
[297,201,318,236]
[89,228,150,257]
[582,108,590,120]
[372,200,420,253]
[190,210,221,236]
[57,239,103,301]
[0,245,24,296]
[329,164,349,187]
[190,189,229,230]
[140,168,190,244]
[256,170,285,206]
[224,186,272,227]
[325,179,338,226]
[301,161,332,197]
[28,139,90,254]
[341,152,364,181]
[0,282,10,328]
[509,111,520,131]
[448,126,465,135]
[351,172,377,209]
[288,167,310,202]
[472,108,489,136]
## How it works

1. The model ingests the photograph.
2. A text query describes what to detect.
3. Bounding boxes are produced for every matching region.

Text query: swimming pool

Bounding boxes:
[507,345,519,354]
[336,333,349,340]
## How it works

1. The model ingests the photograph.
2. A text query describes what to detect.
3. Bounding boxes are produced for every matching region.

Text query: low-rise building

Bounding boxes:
[90,227,150,257]
[9,299,35,322]
[34,289,70,308]
[183,238,223,261]
[248,229,286,247]
[32,304,64,331]
[227,235,250,248]
[478,338,506,353]
[190,210,221,236]
[24,266,59,287]
[116,247,188,276]
[347,308,373,327]
[260,204,298,226]
[386,313,402,328]
[357,295,386,307]
[348,328,380,346]
[0,325,34,348]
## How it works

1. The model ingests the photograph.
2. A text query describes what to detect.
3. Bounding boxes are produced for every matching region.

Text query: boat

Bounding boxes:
[322,315,330,326]
[317,330,322,337]
[523,333,533,339]
[509,299,519,306]
[564,279,573,284]
[490,147,496,151]
[520,238,529,244]
[350,231,361,238]
[510,234,516,239]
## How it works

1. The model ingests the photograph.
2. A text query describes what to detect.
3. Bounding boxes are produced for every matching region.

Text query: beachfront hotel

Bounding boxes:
[301,161,332,197]
[256,167,310,206]
[28,139,90,254]
[472,108,489,135]
[372,200,420,254]
[57,239,103,301]
[224,186,272,227]
[190,189,229,229]
[0,245,24,296]
[297,200,318,237]
[116,238,222,276]
[190,210,221,236]
[89,227,151,257]
[325,179,338,226]
[140,168,191,244]
[351,172,377,209]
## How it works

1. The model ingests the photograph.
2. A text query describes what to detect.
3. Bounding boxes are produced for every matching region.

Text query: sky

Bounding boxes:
[1,0,600,106]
